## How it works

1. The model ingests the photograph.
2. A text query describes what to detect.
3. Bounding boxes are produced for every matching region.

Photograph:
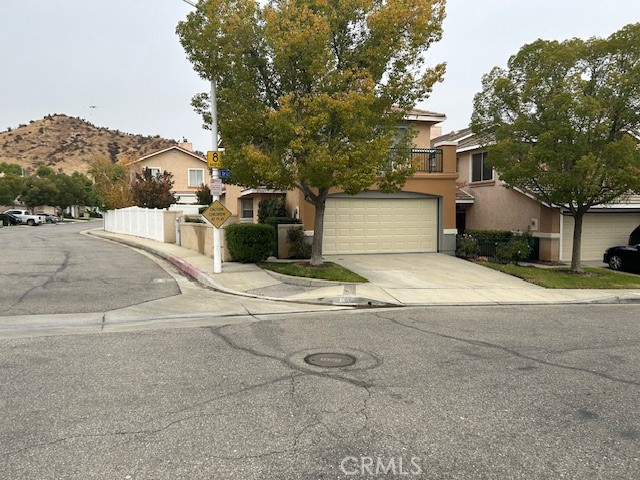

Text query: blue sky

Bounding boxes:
[1,0,638,152]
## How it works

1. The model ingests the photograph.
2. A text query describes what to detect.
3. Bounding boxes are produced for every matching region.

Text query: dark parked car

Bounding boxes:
[603,224,640,272]
[629,225,640,246]
[0,212,22,226]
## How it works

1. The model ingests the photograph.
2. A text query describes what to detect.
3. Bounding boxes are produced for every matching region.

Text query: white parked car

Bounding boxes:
[1,209,46,226]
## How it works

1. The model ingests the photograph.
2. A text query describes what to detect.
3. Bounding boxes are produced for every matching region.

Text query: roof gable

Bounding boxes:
[130,145,206,165]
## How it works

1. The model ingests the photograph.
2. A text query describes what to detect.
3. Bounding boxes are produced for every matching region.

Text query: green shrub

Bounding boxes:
[184,215,205,223]
[195,183,213,205]
[258,197,286,223]
[225,223,276,263]
[287,226,311,259]
[495,235,532,263]
[456,234,480,259]
[264,216,300,256]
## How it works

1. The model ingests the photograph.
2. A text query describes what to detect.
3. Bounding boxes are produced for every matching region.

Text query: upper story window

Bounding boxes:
[471,152,493,182]
[144,167,161,179]
[188,168,205,187]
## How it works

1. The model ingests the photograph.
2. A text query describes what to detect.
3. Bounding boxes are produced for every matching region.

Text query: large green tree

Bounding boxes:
[20,176,59,211]
[177,0,446,265]
[53,172,97,216]
[0,162,24,205]
[472,23,640,273]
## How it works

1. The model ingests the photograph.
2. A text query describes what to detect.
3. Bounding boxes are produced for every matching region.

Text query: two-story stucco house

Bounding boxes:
[436,128,640,262]
[222,108,461,255]
[128,143,208,204]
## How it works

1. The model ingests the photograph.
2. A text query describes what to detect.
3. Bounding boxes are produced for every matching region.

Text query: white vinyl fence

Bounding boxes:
[103,207,176,243]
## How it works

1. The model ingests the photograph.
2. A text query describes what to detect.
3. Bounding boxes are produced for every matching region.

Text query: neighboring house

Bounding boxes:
[434,128,640,262]
[222,108,460,255]
[129,143,207,204]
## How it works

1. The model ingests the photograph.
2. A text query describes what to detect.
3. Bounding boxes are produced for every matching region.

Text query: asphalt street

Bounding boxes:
[0,222,180,315]
[1,304,639,479]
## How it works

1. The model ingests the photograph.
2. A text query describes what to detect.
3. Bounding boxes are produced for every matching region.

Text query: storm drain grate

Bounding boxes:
[304,353,356,368]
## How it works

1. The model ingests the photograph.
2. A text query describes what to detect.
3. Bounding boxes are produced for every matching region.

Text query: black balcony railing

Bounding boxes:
[411,148,443,173]
[383,148,443,173]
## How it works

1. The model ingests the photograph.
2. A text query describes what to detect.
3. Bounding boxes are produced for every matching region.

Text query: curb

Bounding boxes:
[262,269,364,287]
[85,229,371,307]
[85,230,640,308]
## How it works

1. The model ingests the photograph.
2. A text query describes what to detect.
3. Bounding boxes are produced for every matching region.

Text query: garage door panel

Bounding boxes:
[323,197,438,254]
[562,213,640,261]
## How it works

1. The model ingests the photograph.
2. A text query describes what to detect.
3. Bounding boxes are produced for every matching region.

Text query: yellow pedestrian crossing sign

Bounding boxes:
[207,151,223,168]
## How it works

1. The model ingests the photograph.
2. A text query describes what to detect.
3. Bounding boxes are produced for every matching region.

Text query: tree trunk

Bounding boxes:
[570,212,584,274]
[310,189,329,266]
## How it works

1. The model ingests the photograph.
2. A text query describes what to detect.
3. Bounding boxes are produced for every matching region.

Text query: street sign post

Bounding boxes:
[202,200,232,229]
[207,151,223,168]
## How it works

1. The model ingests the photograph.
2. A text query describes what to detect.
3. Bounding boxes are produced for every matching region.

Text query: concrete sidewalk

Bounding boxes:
[87,229,640,307]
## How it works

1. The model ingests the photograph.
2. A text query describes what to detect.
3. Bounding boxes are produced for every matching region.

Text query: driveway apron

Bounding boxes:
[324,253,548,305]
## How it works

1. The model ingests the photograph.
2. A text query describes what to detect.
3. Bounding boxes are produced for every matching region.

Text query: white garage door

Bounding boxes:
[561,213,640,261]
[323,197,438,254]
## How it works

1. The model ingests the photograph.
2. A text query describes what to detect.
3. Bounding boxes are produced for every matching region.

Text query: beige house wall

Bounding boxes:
[162,210,180,243]
[457,148,562,261]
[222,184,243,216]
[132,149,208,200]
[283,144,458,233]
[179,215,238,262]
[221,117,458,253]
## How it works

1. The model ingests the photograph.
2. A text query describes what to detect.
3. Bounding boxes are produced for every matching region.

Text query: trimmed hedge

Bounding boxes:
[456,229,536,263]
[465,229,513,240]
[225,223,276,263]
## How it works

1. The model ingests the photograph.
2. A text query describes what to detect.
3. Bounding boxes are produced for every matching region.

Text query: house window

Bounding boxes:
[471,152,493,182]
[145,167,161,179]
[188,168,205,187]
[241,199,254,220]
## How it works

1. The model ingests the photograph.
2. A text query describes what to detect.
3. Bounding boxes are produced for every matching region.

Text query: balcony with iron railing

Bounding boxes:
[382,148,444,173]
[411,148,443,173]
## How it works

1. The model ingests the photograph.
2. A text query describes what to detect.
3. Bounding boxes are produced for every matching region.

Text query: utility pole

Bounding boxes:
[181,0,222,273]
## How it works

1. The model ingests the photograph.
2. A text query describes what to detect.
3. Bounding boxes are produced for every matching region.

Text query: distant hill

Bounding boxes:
[0,114,180,175]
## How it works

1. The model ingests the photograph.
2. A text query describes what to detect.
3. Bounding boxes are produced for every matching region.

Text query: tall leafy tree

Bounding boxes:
[472,23,640,273]
[130,170,177,209]
[20,176,59,211]
[53,172,97,216]
[177,0,446,265]
[0,162,24,205]
[88,156,134,210]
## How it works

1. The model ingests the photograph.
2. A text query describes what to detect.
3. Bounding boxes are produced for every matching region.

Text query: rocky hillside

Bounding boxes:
[0,114,178,175]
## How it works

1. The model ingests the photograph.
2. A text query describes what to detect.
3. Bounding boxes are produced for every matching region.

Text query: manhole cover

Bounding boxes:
[304,353,356,368]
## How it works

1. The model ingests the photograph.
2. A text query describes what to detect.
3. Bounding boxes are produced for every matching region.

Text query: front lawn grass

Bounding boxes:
[258,261,368,283]
[479,261,640,289]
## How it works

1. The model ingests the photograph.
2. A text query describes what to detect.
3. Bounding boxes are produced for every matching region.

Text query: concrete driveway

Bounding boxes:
[325,253,553,305]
